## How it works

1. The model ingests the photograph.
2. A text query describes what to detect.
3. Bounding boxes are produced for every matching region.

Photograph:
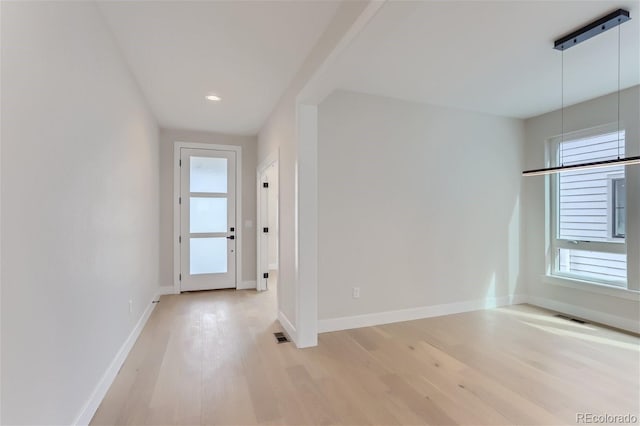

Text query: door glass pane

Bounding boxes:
[190,237,227,274]
[190,197,227,233]
[190,157,227,193]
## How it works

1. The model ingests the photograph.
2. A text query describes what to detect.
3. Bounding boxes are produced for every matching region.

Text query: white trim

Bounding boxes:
[318,295,528,333]
[174,143,180,294]
[527,295,640,334]
[543,274,639,301]
[237,280,257,290]
[73,292,161,425]
[173,142,242,294]
[547,122,623,144]
[0,82,3,421]
[278,310,297,345]
[157,285,177,296]
[268,263,278,271]
[295,104,319,348]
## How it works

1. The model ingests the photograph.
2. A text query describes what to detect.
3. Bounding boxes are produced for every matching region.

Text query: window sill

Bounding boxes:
[543,274,640,301]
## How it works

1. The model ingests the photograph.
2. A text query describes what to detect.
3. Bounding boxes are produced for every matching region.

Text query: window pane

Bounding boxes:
[558,131,624,166]
[190,157,227,193]
[190,197,227,233]
[613,179,625,238]
[190,237,227,274]
[557,131,625,242]
[557,249,626,285]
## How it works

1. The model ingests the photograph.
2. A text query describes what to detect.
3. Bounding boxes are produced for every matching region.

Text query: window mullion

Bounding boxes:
[554,239,626,254]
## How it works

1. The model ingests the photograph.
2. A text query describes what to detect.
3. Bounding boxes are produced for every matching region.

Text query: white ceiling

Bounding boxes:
[98,1,341,135]
[327,1,640,119]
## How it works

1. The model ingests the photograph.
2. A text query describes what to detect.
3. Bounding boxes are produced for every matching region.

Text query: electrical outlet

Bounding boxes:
[129,299,133,314]
[352,287,360,299]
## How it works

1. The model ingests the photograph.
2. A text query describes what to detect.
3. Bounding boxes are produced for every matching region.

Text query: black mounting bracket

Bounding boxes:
[554,9,630,51]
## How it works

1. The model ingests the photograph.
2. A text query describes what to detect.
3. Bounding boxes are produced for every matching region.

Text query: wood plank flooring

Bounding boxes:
[91,287,639,425]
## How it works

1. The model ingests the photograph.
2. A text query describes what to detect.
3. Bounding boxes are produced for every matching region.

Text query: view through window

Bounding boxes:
[552,130,627,286]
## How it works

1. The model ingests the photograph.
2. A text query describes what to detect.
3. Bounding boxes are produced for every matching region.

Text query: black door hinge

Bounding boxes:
[179,159,182,167]
[263,272,269,279]
[179,197,181,204]
[179,235,181,243]
[179,273,182,281]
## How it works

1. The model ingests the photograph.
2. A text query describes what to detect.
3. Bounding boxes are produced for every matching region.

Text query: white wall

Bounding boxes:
[258,0,370,341]
[523,86,640,331]
[159,128,257,289]
[1,2,159,424]
[317,91,525,321]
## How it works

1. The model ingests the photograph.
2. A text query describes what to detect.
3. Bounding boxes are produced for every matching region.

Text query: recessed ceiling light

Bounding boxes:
[206,94,221,101]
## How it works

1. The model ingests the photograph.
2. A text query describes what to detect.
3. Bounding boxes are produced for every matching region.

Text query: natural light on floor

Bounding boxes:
[521,321,639,351]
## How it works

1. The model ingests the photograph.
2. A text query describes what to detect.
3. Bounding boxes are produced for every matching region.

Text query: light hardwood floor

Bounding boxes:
[91,287,640,425]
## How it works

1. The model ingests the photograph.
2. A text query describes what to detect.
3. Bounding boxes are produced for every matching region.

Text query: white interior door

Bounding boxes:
[257,171,269,291]
[180,148,236,291]
[257,161,278,291]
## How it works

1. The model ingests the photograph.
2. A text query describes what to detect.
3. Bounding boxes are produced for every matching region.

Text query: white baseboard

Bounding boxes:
[527,295,640,334]
[73,293,159,425]
[237,280,257,290]
[318,294,528,333]
[157,285,177,296]
[278,310,297,345]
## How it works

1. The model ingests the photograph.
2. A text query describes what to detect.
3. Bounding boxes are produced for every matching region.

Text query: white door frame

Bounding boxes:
[288,0,385,348]
[256,150,279,295]
[173,141,242,294]
[295,105,319,347]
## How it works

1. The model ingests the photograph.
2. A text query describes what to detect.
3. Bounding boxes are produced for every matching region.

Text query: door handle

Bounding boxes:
[226,235,235,240]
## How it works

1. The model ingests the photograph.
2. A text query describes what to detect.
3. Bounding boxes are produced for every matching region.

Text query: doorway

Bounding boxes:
[174,143,242,293]
[257,155,279,293]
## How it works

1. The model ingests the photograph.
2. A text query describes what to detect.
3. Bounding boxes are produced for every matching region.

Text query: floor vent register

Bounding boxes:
[554,313,587,324]
[274,332,290,344]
